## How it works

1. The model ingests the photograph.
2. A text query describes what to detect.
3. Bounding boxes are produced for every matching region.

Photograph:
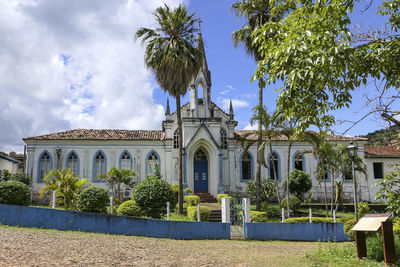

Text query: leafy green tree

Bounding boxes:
[98,167,136,202]
[283,169,312,201]
[246,177,277,203]
[374,163,400,214]
[136,5,201,215]
[232,0,287,211]
[40,168,90,210]
[253,0,400,132]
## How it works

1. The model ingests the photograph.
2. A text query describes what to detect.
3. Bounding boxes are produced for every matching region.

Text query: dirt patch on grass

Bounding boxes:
[0,225,325,266]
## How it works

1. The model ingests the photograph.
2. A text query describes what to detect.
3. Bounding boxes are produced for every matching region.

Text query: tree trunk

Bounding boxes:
[286,141,293,218]
[330,171,335,216]
[324,178,328,217]
[256,82,263,211]
[176,94,184,215]
[269,142,281,207]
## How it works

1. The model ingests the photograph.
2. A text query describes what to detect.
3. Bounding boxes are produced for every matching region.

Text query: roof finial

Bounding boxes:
[165,98,170,115]
[229,99,234,120]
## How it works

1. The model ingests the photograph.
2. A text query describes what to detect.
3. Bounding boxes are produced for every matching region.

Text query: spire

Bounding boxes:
[197,21,211,87]
[229,99,234,120]
[165,98,170,115]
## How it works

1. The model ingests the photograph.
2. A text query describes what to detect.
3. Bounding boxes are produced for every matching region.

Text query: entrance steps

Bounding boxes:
[194,191,218,203]
[208,209,222,222]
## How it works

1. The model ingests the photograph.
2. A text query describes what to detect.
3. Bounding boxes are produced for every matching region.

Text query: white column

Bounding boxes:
[167,202,170,221]
[281,208,285,223]
[52,190,57,209]
[221,197,231,223]
[242,198,251,223]
[197,204,201,222]
[110,196,114,215]
[309,208,312,223]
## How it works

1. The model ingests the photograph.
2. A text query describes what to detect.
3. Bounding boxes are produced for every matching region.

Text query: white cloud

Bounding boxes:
[226,85,235,90]
[0,0,183,153]
[220,98,250,110]
[243,122,258,130]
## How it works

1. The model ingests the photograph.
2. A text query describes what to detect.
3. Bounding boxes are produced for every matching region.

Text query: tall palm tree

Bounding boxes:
[136,5,201,215]
[232,0,274,211]
[99,167,136,201]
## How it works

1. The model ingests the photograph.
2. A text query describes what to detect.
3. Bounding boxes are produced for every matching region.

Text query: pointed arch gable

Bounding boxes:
[65,150,80,175]
[37,150,53,183]
[119,150,133,170]
[240,151,254,182]
[267,150,282,181]
[145,150,160,175]
[92,150,107,181]
[185,122,219,149]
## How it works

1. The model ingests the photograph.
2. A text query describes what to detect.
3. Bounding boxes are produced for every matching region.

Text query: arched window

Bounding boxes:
[146,151,160,175]
[241,151,253,181]
[194,148,207,161]
[220,129,227,149]
[293,152,305,172]
[120,151,132,170]
[66,151,79,175]
[38,151,52,182]
[93,151,106,179]
[173,129,179,149]
[269,152,280,180]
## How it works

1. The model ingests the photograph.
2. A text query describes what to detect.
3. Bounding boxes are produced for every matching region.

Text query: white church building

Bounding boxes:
[23,32,398,203]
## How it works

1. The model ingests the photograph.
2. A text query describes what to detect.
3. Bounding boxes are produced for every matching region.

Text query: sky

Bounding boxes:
[0,0,394,154]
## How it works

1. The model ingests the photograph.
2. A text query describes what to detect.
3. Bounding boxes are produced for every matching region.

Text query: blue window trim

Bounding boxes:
[65,150,80,176]
[92,150,107,182]
[316,157,332,182]
[145,150,161,174]
[37,150,53,183]
[119,150,133,170]
[292,150,306,172]
[267,150,282,182]
[240,151,254,182]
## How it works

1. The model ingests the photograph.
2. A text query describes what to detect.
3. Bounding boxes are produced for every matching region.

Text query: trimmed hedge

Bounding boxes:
[117,200,142,217]
[77,186,109,213]
[281,196,301,211]
[187,206,211,221]
[184,195,200,206]
[343,219,357,240]
[284,217,347,223]
[251,211,268,222]
[0,180,30,206]
[217,194,232,204]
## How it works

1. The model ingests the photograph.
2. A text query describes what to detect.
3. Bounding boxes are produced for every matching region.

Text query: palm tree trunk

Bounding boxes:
[330,172,335,216]
[269,142,281,208]
[324,178,328,217]
[286,141,292,218]
[256,82,263,211]
[176,94,184,215]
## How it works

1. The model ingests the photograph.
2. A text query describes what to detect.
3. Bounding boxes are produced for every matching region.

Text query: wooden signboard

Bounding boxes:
[351,213,391,232]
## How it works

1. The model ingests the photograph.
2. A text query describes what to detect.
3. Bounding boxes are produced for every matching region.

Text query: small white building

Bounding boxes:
[0,153,21,174]
[22,32,398,203]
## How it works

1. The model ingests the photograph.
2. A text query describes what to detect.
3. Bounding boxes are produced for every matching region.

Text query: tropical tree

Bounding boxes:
[231,0,285,211]
[136,5,201,215]
[40,168,90,210]
[98,167,136,202]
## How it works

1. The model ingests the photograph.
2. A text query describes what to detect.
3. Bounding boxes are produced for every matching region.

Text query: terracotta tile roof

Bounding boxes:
[233,130,367,142]
[365,145,400,158]
[23,129,165,141]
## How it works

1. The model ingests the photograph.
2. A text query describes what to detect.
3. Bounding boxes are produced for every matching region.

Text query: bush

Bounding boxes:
[284,217,347,223]
[284,170,312,200]
[343,219,357,240]
[394,217,400,235]
[77,186,109,213]
[133,176,175,219]
[246,178,276,203]
[0,180,30,206]
[184,188,192,194]
[251,211,268,222]
[281,196,301,211]
[365,233,400,263]
[184,195,200,206]
[171,184,179,204]
[117,200,142,217]
[217,194,232,204]
[187,206,211,221]
[358,201,370,219]
[0,170,31,185]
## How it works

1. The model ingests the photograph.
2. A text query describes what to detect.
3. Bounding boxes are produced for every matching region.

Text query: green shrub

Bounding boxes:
[117,200,142,217]
[343,219,357,240]
[184,195,200,206]
[246,178,276,203]
[283,170,312,200]
[365,233,400,263]
[187,206,211,221]
[217,194,232,204]
[184,188,192,194]
[358,201,370,219]
[0,180,30,206]
[284,217,347,223]
[133,176,175,219]
[251,211,268,222]
[281,196,301,211]
[394,217,400,235]
[77,186,109,213]
[171,184,179,204]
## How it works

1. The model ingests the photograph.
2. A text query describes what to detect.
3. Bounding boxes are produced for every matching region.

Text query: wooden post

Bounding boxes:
[381,221,396,265]
[355,231,367,259]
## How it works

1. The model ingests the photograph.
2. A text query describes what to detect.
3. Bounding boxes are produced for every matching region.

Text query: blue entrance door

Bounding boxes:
[194,160,208,191]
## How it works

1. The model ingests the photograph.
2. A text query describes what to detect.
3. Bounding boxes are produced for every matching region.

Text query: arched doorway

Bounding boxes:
[194,147,208,191]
